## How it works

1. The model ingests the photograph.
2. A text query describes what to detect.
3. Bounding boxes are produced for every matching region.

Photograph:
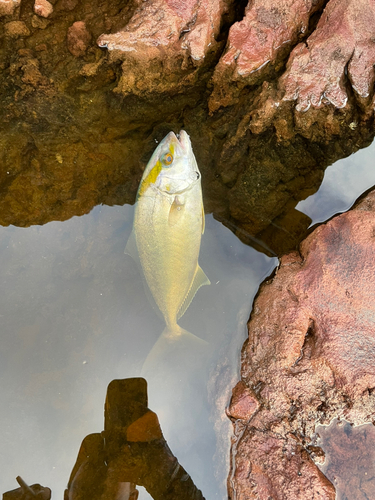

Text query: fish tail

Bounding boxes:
[141,325,208,375]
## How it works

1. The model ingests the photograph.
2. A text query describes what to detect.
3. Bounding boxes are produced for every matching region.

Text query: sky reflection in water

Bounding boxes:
[0,205,276,499]
[297,139,375,225]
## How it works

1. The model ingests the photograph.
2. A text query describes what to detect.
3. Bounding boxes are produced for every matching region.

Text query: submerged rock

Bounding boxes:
[0,0,20,17]
[228,189,375,498]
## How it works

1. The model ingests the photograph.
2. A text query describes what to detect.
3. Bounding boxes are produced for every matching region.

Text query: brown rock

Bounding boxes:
[34,0,53,18]
[97,0,229,96]
[57,0,78,11]
[209,0,325,112]
[4,20,30,38]
[31,14,49,29]
[229,189,375,497]
[0,0,20,17]
[67,21,92,58]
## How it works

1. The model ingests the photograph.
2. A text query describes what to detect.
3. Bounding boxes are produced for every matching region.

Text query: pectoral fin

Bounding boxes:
[177,264,210,320]
[168,196,185,227]
[124,230,138,260]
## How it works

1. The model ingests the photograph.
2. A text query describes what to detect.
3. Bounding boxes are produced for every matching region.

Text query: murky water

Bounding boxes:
[1,138,374,499]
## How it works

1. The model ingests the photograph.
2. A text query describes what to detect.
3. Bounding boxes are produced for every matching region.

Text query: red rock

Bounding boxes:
[97,0,229,96]
[0,0,20,17]
[281,0,375,111]
[317,420,375,499]
[67,21,91,58]
[34,0,53,18]
[229,189,375,497]
[230,430,335,499]
[227,381,259,421]
[209,0,326,112]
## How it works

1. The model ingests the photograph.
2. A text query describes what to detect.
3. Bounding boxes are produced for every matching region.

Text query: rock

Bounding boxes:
[227,381,259,421]
[229,189,375,497]
[0,0,20,17]
[245,0,375,139]
[281,0,375,111]
[317,419,375,499]
[209,0,326,113]
[230,429,335,499]
[0,0,374,258]
[67,21,92,57]
[4,20,30,38]
[34,0,53,18]
[57,0,78,11]
[97,0,230,96]
[31,14,50,29]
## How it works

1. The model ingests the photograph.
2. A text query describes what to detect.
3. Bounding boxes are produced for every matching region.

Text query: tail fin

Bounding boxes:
[141,326,209,376]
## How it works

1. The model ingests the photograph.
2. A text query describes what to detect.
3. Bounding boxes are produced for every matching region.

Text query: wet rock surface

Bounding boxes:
[228,189,375,498]
[0,0,374,256]
[317,419,375,499]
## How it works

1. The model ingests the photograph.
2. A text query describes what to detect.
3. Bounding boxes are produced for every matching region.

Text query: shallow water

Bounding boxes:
[1,138,374,499]
[0,203,276,498]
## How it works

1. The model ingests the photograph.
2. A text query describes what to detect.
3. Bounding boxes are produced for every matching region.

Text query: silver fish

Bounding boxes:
[126,130,210,338]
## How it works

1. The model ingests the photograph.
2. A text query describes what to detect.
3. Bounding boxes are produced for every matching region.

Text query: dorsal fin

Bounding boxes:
[177,264,210,320]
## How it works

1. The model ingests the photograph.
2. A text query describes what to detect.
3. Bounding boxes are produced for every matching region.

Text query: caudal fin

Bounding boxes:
[141,326,209,376]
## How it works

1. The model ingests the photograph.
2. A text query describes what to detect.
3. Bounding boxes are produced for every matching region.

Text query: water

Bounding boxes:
[297,140,375,225]
[0,204,276,498]
[1,138,374,499]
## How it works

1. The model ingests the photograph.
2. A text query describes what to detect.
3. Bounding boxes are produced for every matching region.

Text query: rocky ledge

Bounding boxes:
[0,0,374,256]
[227,188,375,498]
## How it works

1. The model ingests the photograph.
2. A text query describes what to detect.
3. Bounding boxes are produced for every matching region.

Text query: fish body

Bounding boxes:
[127,130,210,337]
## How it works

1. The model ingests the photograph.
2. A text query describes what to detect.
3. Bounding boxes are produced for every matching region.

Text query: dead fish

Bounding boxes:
[126,130,210,344]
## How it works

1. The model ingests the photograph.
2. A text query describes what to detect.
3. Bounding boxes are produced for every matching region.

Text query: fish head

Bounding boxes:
[138,130,201,198]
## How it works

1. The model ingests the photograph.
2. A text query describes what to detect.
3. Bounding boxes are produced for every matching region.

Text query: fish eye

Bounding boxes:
[161,153,173,166]
[195,172,200,180]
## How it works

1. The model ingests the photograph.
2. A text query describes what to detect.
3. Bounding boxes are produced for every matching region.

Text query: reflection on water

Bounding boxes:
[0,205,276,498]
[297,139,375,225]
[65,378,205,500]
[315,419,375,500]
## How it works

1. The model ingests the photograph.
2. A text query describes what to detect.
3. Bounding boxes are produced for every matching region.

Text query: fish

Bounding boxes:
[125,130,210,348]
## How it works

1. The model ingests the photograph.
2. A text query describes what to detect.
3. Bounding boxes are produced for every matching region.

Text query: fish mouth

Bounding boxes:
[176,130,192,154]
[164,130,191,155]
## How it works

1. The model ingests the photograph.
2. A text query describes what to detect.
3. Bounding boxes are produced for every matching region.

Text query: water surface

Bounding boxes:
[0,205,276,498]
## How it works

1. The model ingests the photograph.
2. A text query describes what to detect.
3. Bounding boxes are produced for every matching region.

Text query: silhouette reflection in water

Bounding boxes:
[65,378,204,500]
[3,476,51,500]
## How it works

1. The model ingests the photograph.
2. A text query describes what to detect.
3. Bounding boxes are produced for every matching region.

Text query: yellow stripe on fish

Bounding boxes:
[138,160,162,198]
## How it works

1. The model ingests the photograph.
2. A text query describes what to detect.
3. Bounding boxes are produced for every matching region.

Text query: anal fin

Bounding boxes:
[177,264,210,320]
